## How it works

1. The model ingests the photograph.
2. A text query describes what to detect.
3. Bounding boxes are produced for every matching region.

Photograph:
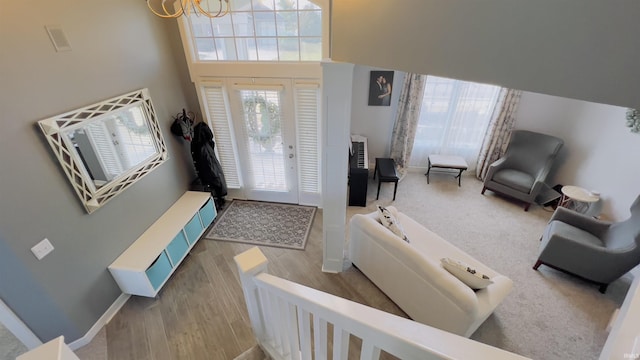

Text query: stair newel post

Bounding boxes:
[234,247,269,345]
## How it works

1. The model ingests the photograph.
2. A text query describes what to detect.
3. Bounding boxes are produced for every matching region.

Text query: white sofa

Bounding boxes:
[348,206,513,337]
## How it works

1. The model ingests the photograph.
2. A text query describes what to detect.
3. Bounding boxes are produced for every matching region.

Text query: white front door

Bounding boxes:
[229,79,299,203]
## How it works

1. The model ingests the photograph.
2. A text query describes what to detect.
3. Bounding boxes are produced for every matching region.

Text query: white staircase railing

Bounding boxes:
[234,247,530,360]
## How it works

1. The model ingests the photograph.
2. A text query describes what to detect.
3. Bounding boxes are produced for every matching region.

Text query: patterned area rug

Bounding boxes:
[205,200,317,250]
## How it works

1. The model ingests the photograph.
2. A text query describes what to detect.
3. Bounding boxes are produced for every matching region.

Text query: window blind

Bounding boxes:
[203,86,241,188]
[294,84,321,196]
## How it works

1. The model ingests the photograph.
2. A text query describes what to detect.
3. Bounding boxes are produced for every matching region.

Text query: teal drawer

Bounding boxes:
[199,198,217,228]
[166,231,189,265]
[145,251,172,291]
[184,213,204,244]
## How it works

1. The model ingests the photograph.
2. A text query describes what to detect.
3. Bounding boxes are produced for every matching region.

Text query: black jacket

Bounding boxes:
[191,122,227,198]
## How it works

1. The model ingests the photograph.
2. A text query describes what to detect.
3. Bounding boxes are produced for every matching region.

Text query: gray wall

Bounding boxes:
[0,0,198,342]
[349,65,406,166]
[332,0,640,110]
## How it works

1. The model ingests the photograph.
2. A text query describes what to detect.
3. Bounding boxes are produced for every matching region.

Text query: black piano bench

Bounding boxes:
[374,158,399,201]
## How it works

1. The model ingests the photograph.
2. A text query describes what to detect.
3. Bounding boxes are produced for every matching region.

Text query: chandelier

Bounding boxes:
[146,0,230,19]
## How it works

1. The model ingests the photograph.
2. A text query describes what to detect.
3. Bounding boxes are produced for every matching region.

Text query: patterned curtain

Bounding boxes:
[389,73,427,178]
[475,88,523,180]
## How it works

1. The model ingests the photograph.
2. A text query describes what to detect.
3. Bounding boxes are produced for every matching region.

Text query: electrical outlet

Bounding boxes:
[31,238,54,260]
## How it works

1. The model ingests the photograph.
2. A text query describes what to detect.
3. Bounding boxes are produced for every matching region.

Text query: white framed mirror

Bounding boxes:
[38,89,168,213]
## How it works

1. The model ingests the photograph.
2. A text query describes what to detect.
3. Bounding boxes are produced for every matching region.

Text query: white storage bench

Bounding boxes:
[108,191,216,297]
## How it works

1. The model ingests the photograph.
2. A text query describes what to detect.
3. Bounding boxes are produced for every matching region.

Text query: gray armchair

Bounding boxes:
[481,130,564,211]
[534,195,640,293]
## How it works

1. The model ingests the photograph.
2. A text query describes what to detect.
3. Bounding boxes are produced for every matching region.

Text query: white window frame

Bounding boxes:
[177,0,331,69]
[176,1,326,206]
[184,0,324,62]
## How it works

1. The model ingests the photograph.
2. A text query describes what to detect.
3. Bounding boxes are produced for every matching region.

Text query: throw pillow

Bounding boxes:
[441,258,493,290]
[376,205,409,243]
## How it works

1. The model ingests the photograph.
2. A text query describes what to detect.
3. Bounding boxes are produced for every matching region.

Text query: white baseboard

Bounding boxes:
[68,293,130,351]
[321,258,342,273]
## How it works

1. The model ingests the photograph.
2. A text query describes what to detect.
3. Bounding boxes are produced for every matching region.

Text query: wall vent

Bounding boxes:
[45,25,72,52]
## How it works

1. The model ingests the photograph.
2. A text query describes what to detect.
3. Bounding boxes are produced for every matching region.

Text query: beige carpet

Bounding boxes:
[346,170,631,360]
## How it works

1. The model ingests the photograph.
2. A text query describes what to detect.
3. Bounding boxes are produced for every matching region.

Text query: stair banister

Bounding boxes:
[234,247,530,360]
[235,247,269,345]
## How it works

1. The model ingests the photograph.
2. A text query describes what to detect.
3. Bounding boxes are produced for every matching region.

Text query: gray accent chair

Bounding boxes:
[534,195,640,293]
[481,130,564,211]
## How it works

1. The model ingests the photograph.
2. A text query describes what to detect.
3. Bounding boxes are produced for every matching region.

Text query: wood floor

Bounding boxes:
[105,209,408,360]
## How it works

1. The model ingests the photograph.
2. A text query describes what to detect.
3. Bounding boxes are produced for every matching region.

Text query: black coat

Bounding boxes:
[191,122,227,198]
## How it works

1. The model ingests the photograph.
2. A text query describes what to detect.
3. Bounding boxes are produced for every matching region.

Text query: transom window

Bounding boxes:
[187,0,322,61]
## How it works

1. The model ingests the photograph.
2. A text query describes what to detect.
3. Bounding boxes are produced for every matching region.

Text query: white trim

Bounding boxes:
[294,82,320,89]
[189,62,322,79]
[231,83,285,91]
[321,263,342,274]
[68,293,130,351]
[0,299,42,349]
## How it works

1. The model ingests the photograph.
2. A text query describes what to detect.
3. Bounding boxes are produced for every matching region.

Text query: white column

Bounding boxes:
[321,60,355,273]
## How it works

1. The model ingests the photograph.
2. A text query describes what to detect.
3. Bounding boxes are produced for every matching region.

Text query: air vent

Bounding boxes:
[45,25,72,52]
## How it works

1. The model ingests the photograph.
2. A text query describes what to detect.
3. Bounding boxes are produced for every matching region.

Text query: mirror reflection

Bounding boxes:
[64,105,158,188]
[37,88,168,214]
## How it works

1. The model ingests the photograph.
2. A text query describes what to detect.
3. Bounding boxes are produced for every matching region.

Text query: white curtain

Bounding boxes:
[389,73,427,178]
[475,88,523,180]
[409,76,501,172]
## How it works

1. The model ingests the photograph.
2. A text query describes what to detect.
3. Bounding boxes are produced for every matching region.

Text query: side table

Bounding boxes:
[559,185,600,213]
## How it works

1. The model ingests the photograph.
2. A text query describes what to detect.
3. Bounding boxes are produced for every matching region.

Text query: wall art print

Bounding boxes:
[368,71,394,106]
